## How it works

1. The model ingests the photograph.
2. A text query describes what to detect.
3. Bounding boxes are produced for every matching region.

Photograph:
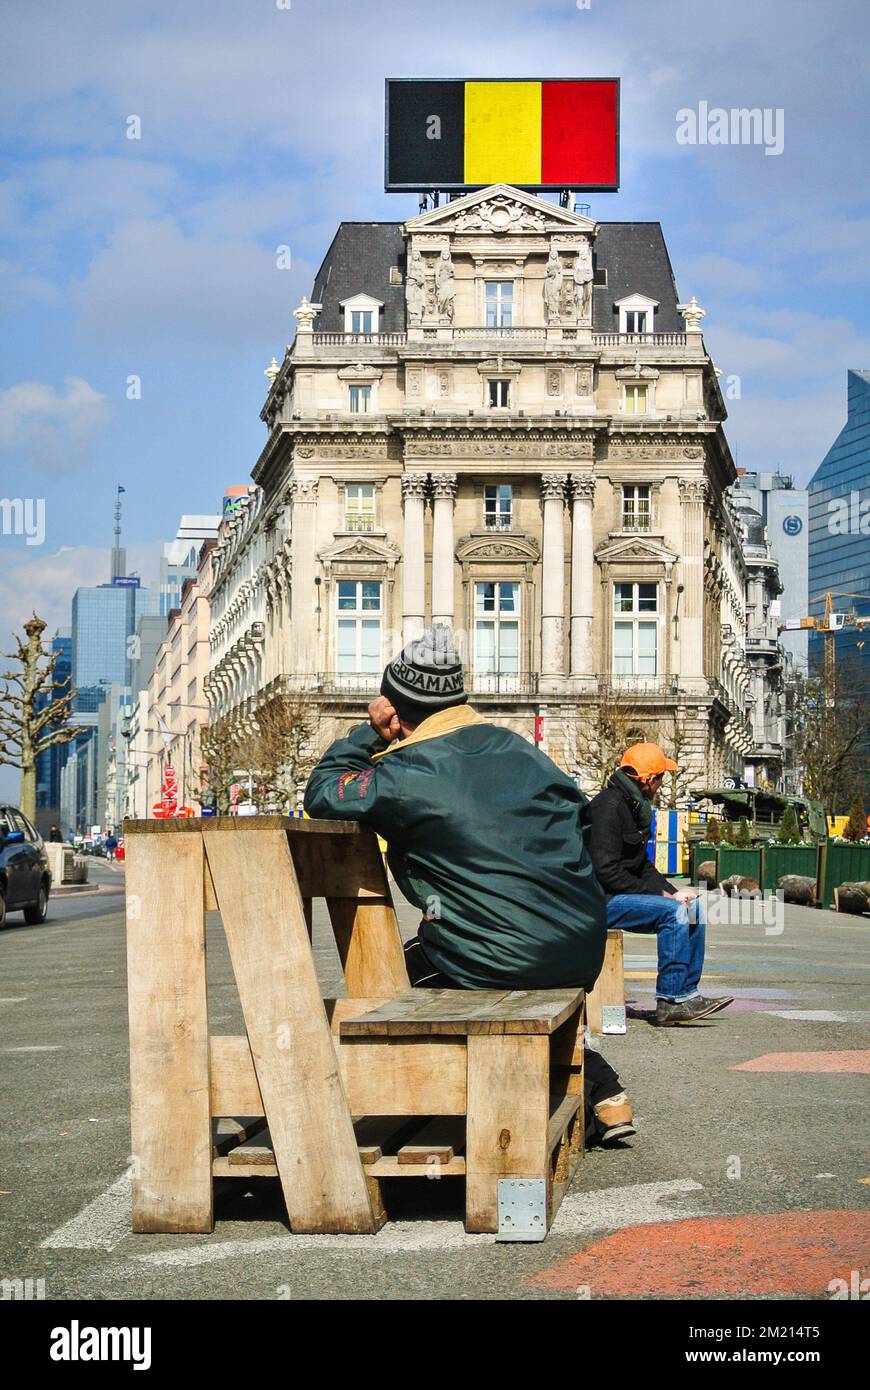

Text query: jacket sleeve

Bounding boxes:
[588,793,669,896]
[638,854,677,896]
[303,723,403,833]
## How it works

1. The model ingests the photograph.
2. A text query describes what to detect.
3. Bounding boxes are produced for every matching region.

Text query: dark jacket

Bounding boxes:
[587,772,676,898]
[303,705,607,990]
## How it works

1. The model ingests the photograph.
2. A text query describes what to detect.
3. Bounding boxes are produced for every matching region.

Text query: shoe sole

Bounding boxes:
[598,1123,636,1143]
[655,1001,724,1026]
[703,996,734,1015]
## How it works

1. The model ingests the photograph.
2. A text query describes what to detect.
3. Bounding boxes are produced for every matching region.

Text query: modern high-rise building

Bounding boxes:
[808,369,870,668]
[158,515,221,615]
[71,583,154,692]
[34,630,72,835]
[733,469,808,669]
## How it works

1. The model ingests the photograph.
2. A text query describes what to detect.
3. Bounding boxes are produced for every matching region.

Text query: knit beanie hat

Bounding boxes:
[380,624,467,725]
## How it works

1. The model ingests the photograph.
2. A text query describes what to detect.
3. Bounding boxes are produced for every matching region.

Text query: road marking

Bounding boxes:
[41,1173,132,1252]
[130,1179,706,1268]
[0,997,27,1004]
[732,1050,870,1073]
[765,1009,870,1023]
[4,1045,62,1052]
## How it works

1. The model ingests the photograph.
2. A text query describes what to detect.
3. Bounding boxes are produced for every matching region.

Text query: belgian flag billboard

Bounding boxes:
[385,79,619,193]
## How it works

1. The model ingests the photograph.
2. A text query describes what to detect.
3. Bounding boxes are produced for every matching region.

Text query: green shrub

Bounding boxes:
[843,796,867,843]
[735,816,752,848]
[707,815,721,845]
[777,805,802,845]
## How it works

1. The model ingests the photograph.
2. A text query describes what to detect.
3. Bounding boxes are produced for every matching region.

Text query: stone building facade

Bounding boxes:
[207,184,755,793]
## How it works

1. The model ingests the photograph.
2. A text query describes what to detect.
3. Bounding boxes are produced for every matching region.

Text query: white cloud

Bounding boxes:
[74,217,314,347]
[0,542,161,641]
[0,377,111,472]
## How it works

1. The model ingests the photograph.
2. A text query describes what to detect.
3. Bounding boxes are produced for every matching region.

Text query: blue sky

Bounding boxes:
[1,0,869,799]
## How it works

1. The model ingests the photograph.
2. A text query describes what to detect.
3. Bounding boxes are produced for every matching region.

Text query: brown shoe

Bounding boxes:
[594,1092,636,1143]
[655,994,734,1026]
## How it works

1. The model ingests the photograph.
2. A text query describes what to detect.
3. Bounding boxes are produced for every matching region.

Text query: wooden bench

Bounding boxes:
[586,929,626,1034]
[124,816,586,1241]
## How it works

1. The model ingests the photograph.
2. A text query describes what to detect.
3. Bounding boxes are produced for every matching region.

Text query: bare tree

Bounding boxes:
[253,694,318,811]
[659,709,704,809]
[0,615,79,821]
[199,714,260,815]
[566,684,646,793]
[792,655,870,817]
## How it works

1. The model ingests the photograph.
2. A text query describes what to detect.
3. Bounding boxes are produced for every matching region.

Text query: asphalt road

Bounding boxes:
[1,871,868,1302]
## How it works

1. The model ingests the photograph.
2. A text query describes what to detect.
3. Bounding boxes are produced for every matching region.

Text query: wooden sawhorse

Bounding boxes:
[124,816,586,1240]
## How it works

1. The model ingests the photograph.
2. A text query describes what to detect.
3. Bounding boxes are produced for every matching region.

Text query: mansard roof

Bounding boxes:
[307,206,683,334]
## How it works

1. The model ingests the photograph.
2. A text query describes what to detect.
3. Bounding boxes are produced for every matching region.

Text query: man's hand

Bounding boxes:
[368,695,401,744]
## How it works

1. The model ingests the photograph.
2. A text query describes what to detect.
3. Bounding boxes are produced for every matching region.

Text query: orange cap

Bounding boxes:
[620,742,678,779]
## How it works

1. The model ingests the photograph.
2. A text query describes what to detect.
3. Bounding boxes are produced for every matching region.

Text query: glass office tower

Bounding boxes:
[808,369,870,666]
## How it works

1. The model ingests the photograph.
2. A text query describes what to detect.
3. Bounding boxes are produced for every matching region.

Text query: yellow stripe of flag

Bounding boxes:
[464,81,541,185]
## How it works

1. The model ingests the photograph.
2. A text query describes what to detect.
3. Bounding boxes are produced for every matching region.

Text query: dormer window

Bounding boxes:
[340,294,383,338]
[615,293,659,337]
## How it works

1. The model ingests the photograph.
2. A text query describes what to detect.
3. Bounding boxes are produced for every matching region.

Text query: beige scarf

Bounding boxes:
[371,703,487,760]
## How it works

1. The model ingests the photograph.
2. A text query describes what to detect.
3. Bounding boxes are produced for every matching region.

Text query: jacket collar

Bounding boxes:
[371,703,487,760]
[609,767,655,832]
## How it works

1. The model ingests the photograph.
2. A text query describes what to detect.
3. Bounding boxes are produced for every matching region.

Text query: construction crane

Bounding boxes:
[780,591,870,688]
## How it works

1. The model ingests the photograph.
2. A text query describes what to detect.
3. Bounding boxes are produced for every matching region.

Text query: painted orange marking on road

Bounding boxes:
[731,1050,870,1073]
[528,1211,870,1296]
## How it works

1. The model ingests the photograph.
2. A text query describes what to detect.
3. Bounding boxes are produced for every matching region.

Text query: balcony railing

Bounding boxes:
[453,327,547,341]
[598,675,681,697]
[345,515,376,532]
[311,332,407,346]
[467,672,538,697]
[308,672,539,698]
[592,332,688,347]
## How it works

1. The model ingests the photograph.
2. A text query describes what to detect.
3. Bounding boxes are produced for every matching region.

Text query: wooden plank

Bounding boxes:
[339,1037,467,1115]
[397,1117,465,1166]
[212,1156,278,1179]
[213,1116,267,1158]
[325,835,409,995]
[465,1034,550,1234]
[210,1036,264,1116]
[204,856,219,912]
[550,1001,586,1069]
[340,988,582,1037]
[587,929,624,1035]
[126,826,213,1234]
[290,830,387,899]
[547,1093,582,1154]
[367,1156,466,1178]
[204,824,376,1234]
[353,1116,422,1165]
[124,816,362,837]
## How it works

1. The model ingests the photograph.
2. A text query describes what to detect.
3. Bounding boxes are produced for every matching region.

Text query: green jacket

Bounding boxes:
[303,705,606,990]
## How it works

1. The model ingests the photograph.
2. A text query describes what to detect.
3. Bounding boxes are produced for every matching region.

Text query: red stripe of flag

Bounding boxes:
[541,80,618,186]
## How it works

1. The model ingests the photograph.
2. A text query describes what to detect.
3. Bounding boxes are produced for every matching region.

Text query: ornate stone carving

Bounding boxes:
[541,473,569,501]
[453,196,547,234]
[571,473,596,503]
[543,249,564,324]
[403,430,595,461]
[547,368,563,397]
[406,248,426,325]
[457,533,540,563]
[290,477,319,501]
[572,249,592,322]
[607,432,706,462]
[435,248,455,322]
[293,434,392,460]
[401,472,429,501]
[679,477,709,504]
[437,369,451,397]
[337,362,382,382]
[430,472,458,500]
[575,365,594,396]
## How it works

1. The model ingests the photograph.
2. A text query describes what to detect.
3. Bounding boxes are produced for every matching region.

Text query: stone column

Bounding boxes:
[679,477,707,683]
[569,473,596,678]
[540,474,568,679]
[430,473,458,629]
[289,477,319,676]
[401,472,428,644]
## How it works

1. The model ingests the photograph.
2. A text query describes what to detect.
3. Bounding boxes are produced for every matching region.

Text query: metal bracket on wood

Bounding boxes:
[602,1004,627,1034]
[496,1178,548,1242]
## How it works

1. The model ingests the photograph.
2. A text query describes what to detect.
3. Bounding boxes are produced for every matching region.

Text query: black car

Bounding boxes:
[0,805,52,927]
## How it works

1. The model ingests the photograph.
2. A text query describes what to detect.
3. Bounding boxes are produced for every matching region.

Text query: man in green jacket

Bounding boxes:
[304,625,634,1144]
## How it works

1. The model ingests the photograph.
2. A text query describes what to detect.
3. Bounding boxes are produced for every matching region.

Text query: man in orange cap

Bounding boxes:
[587,743,733,1025]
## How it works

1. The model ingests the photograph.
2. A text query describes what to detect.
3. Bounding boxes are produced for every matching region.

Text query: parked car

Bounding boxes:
[0,805,52,927]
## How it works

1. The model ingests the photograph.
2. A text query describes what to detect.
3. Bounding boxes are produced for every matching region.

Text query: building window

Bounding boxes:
[485,281,513,328]
[622,485,651,530]
[341,295,382,336]
[345,484,376,532]
[349,385,372,414]
[623,384,648,416]
[336,580,382,674]
[625,310,647,334]
[484,484,513,530]
[488,379,510,408]
[350,310,373,335]
[613,582,658,677]
[474,582,520,681]
[616,294,658,336]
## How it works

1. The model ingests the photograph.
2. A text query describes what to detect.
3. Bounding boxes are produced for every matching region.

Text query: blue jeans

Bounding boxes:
[605,893,706,1002]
